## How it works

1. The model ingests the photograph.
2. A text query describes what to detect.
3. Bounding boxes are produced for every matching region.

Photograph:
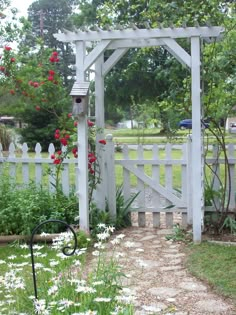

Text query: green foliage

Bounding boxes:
[0,124,12,150]
[220,216,236,234]
[0,177,78,235]
[166,224,190,242]
[113,186,139,229]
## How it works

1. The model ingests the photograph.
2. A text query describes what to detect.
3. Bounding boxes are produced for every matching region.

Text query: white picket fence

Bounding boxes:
[1,140,236,228]
[0,142,78,195]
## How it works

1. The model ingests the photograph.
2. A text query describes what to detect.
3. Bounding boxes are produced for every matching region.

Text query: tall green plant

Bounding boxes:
[0,124,11,150]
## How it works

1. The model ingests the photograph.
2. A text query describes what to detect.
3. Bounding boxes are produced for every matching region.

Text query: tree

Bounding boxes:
[21,0,78,88]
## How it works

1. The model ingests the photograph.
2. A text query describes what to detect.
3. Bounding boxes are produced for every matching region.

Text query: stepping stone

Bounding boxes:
[160,265,183,271]
[152,240,161,244]
[135,259,160,268]
[140,235,157,241]
[163,253,185,258]
[194,299,231,313]
[156,229,174,235]
[141,303,168,312]
[178,281,207,291]
[167,258,182,265]
[147,287,181,298]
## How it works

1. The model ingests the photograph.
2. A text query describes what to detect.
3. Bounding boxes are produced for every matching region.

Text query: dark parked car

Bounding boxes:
[179,119,210,129]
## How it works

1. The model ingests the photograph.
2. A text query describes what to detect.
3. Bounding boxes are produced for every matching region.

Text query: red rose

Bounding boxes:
[68,113,72,118]
[99,139,106,145]
[4,46,12,51]
[72,147,77,154]
[51,154,55,159]
[53,158,61,165]
[65,134,70,139]
[48,70,55,75]
[60,138,68,146]
[87,120,94,127]
[89,157,96,163]
[89,168,95,175]
[49,57,55,62]
[57,150,62,155]
[74,153,78,158]
[35,106,41,111]
[0,66,5,71]
[10,89,15,95]
[54,133,60,139]
[55,129,60,133]
[74,121,78,127]
[48,76,54,81]
[10,57,15,62]
[52,51,58,56]
[55,58,60,62]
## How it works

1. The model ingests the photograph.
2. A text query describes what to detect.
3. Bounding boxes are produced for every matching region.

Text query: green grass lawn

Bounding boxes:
[186,242,236,302]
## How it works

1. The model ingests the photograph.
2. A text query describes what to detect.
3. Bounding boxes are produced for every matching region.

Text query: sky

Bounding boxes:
[11,0,34,17]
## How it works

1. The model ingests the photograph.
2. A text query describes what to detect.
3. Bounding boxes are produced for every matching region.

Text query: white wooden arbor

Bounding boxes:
[54,24,224,242]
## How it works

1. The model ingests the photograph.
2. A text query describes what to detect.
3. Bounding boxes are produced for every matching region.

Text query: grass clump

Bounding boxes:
[186,242,236,300]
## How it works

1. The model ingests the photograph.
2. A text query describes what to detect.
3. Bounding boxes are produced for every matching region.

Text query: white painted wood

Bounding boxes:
[186,136,193,224]
[122,163,185,207]
[228,144,235,209]
[94,54,106,210]
[105,134,116,219]
[107,39,163,50]
[76,41,89,232]
[54,26,224,42]
[123,145,131,205]
[165,143,173,227]
[137,145,145,227]
[22,143,29,185]
[211,145,221,209]
[84,40,111,71]
[152,144,161,228]
[103,48,129,76]
[191,36,202,243]
[162,38,191,68]
[62,164,70,196]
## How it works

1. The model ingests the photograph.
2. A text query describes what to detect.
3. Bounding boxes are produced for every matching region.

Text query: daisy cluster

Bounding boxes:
[0,224,135,314]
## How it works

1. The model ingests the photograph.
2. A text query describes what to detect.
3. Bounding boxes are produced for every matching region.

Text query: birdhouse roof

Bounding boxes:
[70,81,90,96]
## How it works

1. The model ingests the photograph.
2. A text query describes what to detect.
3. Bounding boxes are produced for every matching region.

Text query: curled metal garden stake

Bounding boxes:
[29,219,78,300]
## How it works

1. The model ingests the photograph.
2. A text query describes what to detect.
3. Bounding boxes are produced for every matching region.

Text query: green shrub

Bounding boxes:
[0,178,78,235]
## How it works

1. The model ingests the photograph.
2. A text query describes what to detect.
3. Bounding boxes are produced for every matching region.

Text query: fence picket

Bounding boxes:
[152,144,160,227]
[165,143,173,227]
[137,145,145,227]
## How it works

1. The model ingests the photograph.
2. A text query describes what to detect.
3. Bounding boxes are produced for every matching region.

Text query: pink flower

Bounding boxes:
[99,139,106,145]
[33,82,39,88]
[4,46,12,51]
[68,113,72,118]
[48,76,54,81]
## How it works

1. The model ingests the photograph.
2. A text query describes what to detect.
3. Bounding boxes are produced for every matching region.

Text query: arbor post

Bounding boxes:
[191,36,203,242]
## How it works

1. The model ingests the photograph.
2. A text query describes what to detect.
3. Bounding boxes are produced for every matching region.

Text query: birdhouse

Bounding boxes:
[70,81,90,117]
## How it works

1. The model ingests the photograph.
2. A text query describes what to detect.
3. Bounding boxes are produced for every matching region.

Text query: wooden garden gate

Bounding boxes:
[104,136,192,229]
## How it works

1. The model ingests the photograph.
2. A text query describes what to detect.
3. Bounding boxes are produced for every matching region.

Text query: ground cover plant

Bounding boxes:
[0,224,134,314]
[186,242,236,301]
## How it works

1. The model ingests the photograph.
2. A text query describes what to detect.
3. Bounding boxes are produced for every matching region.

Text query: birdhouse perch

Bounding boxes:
[70,81,90,117]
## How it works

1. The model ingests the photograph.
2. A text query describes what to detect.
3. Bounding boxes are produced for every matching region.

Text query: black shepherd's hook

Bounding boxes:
[29,219,78,300]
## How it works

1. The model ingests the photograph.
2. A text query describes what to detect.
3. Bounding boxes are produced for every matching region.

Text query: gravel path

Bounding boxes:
[108,226,236,315]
